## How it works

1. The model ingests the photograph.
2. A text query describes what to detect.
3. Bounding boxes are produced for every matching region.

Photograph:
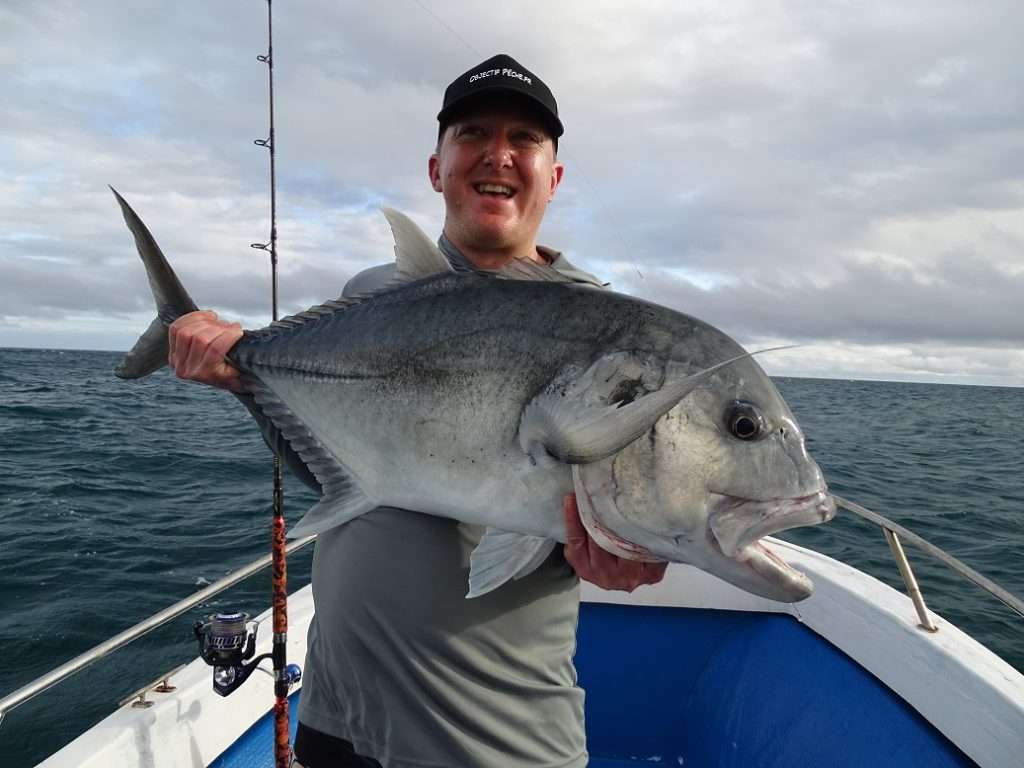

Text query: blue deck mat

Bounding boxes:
[212,603,977,767]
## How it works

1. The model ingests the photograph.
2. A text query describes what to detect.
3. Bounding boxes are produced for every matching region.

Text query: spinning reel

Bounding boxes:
[194,611,300,697]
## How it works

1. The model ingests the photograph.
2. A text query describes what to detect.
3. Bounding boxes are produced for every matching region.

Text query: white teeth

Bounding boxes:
[475,183,513,197]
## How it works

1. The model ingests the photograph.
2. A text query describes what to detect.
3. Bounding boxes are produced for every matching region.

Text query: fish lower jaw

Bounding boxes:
[738,538,813,601]
[702,489,832,602]
[700,526,813,601]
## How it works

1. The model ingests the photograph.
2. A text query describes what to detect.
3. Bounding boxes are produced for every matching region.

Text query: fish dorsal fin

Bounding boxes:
[381,207,453,280]
[249,209,446,341]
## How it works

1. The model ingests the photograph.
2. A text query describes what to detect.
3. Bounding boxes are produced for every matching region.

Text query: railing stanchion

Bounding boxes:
[884,528,939,632]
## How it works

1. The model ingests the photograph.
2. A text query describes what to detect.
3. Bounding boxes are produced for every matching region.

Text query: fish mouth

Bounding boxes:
[708,490,836,557]
[705,490,836,601]
[572,462,836,602]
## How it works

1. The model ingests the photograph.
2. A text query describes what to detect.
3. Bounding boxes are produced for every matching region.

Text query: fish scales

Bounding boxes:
[112,191,835,600]
[231,276,707,539]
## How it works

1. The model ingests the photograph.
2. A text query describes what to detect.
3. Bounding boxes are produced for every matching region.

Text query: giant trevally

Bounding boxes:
[111,188,835,601]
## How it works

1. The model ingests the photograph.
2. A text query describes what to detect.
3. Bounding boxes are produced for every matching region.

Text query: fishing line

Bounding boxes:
[408,0,484,58]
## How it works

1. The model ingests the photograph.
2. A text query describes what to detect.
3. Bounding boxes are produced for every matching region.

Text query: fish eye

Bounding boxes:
[725,401,765,441]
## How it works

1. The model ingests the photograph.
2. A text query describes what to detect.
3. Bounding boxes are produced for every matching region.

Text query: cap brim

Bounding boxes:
[437,89,563,138]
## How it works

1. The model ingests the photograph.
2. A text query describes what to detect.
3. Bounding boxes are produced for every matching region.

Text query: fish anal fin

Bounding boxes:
[241,373,377,539]
[288,492,377,539]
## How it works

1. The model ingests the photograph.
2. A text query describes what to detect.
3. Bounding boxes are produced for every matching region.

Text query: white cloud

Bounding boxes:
[1,0,1022,386]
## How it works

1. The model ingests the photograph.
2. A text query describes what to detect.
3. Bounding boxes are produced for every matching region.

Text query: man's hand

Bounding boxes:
[562,493,668,592]
[168,310,245,392]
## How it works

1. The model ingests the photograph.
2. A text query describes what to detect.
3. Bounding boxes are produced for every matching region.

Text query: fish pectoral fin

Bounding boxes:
[519,389,682,464]
[381,207,454,280]
[466,529,557,598]
[518,351,694,464]
[519,350,767,464]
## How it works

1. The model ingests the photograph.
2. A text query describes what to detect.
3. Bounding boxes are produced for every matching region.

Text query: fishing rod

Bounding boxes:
[253,1,293,764]
[193,3,295,767]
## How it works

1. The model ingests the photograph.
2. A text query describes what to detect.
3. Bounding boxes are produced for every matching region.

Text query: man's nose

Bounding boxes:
[482,137,513,167]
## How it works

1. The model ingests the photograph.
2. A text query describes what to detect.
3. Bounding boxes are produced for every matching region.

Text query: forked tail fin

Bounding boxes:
[110,187,199,379]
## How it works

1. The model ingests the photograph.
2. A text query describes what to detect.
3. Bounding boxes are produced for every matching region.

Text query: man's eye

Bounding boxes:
[458,126,483,137]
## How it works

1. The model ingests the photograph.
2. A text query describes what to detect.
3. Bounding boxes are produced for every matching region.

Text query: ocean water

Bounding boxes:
[1,347,1021,765]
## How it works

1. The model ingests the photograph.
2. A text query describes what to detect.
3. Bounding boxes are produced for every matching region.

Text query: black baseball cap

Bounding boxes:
[437,53,564,141]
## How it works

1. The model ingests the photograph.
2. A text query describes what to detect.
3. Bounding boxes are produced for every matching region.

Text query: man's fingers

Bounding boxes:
[197,326,243,391]
[181,322,226,377]
[585,532,618,573]
[201,322,242,363]
[169,310,219,367]
[562,493,587,548]
[561,491,669,592]
[169,329,193,375]
[636,562,669,588]
[165,311,244,390]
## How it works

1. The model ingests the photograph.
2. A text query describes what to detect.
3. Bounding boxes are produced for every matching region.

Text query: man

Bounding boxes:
[169,54,666,767]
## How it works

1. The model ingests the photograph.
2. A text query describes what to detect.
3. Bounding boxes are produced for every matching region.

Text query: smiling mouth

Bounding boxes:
[474,182,515,198]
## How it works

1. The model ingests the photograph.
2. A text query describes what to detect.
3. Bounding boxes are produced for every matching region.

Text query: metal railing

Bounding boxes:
[832,494,1024,628]
[3,496,1023,726]
[0,535,315,726]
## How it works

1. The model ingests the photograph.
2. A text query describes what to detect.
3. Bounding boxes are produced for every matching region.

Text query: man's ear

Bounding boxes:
[548,159,565,201]
[428,153,443,193]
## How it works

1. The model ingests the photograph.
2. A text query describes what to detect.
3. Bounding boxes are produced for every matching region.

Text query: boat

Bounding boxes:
[6,495,1022,767]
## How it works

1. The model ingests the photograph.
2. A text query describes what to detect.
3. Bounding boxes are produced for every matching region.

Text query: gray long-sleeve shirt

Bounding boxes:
[247,240,603,767]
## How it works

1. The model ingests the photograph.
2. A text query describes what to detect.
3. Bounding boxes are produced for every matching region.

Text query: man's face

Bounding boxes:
[429,99,564,256]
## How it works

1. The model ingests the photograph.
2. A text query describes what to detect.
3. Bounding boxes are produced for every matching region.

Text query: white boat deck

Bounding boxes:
[33,538,1024,768]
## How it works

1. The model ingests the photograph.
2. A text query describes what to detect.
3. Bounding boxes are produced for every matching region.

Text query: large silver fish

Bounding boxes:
[112,188,835,601]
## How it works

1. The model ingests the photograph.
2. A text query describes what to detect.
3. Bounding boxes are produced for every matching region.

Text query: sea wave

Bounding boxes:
[1,348,1021,765]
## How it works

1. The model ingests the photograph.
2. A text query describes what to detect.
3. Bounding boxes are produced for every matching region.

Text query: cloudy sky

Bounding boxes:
[3,0,1022,385]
